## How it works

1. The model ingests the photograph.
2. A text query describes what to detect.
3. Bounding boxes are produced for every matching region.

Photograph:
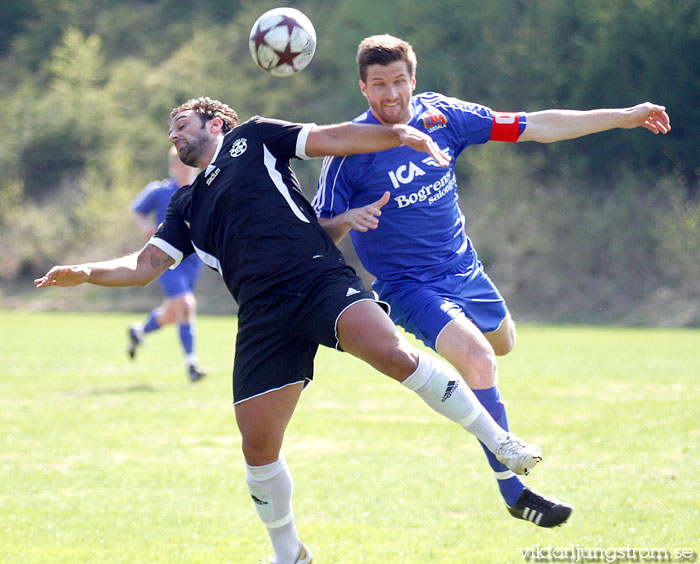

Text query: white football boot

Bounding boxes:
[265,542,313,564]
[494,433,542,475]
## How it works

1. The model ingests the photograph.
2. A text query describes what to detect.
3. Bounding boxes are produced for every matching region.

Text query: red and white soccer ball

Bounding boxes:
[249,7,317,77]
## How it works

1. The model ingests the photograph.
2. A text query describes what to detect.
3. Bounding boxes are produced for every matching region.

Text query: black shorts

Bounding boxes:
[232,267,388,404]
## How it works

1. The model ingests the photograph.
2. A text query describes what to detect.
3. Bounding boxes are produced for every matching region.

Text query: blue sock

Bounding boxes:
[472,387,525,507]
[178,323,195,357]
[143,310,161,333]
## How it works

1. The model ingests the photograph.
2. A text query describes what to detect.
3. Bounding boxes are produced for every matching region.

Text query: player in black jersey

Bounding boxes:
[36,97,545,564]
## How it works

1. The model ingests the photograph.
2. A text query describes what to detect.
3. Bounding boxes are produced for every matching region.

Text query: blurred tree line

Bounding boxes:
[0,0,698,324]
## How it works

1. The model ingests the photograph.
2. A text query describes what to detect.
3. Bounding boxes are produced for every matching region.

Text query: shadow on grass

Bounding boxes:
[62,383,160,396]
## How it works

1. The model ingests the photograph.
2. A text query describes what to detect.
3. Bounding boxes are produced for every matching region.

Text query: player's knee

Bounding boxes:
[172,293,196,320]
[384,343,420,379]
[241,438,281,467]
[240,426,284,467]
[183,293,197,312]
[363,339,419,382]
[469,346,498,388]
[157,305,175,325]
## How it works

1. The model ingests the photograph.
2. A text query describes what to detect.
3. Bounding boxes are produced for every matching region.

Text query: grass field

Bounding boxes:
[1,310,698,564]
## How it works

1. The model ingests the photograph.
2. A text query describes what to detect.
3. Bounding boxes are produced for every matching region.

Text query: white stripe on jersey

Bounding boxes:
[311,156,332,213]
[205,136,225,176]
[312,155,347,217]
[262,144,310,223]
[193,242,222,275]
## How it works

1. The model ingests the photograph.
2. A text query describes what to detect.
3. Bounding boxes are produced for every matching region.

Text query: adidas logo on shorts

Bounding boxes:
[346,287,361,297]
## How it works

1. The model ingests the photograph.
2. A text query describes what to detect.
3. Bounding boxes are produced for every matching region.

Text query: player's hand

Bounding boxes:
[395,125,451,166]
[344,192,391,232]
[34,265,90,289]
[623,103,671,134]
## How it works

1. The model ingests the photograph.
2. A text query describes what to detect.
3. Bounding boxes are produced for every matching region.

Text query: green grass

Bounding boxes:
[1,310,698,563]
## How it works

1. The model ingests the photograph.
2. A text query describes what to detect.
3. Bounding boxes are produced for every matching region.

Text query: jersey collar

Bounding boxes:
[204,135,225,176]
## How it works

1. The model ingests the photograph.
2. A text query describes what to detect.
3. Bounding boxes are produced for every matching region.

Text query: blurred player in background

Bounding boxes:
[312,34,671,528]
[128,147,207,382]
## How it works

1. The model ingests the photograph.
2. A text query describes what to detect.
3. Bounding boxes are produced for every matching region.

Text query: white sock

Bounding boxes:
[245,455,301,564]
[401,352,506,452]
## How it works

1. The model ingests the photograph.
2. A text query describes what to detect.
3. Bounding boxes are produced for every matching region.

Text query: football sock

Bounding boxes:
[143,309,161,334]
[401,352,506,453]
[178,323,195,356]
[473,387,525,507]
[184,353,198,369]
[245,455,301,564]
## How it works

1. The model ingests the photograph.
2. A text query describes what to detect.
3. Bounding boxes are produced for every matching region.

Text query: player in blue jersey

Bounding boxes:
[36,97,545,564]
[127,147,208,382]
[312,34,671,528]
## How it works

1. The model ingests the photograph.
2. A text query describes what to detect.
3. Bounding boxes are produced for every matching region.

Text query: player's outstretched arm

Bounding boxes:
[519,103,670,143]
[34,244,174,289]
[306,123,450,167]
[318,191,390,244]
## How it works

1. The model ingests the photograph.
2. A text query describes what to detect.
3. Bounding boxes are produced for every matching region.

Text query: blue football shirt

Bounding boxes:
[130,177,180,225]
[312,91,525,283]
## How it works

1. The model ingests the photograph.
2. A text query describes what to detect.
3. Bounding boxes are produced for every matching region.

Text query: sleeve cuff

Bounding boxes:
[296,123,316,160]
[149,237,183,269]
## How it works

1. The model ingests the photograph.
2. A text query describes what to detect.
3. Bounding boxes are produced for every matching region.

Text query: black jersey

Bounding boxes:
[151,116,348,306]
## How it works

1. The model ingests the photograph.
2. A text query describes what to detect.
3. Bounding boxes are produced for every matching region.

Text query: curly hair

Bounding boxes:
[170,97,239,133]
[356,35,417,83]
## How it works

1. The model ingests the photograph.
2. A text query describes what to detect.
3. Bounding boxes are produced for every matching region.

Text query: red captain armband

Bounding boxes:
[490,112,522,142]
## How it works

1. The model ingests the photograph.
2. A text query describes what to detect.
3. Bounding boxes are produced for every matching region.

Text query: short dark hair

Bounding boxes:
[170,97,239,133]
[356,34,417,83]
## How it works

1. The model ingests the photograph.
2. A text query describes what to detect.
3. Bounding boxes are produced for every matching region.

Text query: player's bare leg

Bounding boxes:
[336,300,541,475]
[436,315,499,389]
[436,314,572,527]
[236,383,309,563]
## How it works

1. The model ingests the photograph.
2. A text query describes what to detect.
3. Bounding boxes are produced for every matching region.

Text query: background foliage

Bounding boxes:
[1,0,698,324]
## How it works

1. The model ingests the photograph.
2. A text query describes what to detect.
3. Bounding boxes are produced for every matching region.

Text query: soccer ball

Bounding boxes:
[249,7,316,77]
